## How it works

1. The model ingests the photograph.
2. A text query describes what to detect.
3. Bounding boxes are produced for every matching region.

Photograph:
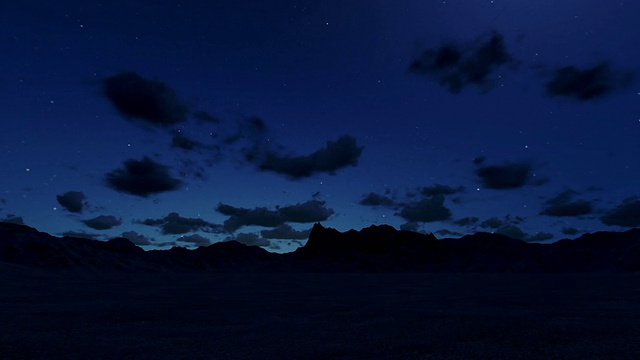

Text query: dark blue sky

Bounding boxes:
[1,1,639,251]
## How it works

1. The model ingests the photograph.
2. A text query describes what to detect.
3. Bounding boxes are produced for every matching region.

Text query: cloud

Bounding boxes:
[225,233,270,247]
[216,200,334,232]
[191,110,221,124]
[359,184,465,225]
[495,224,553,242]
[359,192,395,207]
[473,156,487,165]
[435,229,463,237]
[540,190,593,217]
[56,191,87,213]
[102,71,188,126]
[259,135,364,179]
[60,230,101,240]
[479,215,524,230]
[480,216,504,229]
[494,224,528,240]
[217,205,284,232]
[601,196,640,227]
[1,215,24,225]
[121,231,154,246]
[397,195,452,223]
[173,157,209,181]
[171,134,203,151]
[105,157,182,197]
[279,200,335,223]
[562,227,580,236]
[476,162,532,189]
[225,116,271,160]
[472,215,549,242]
[183,113,363,181]
[140,212,220,235]
[82,215,122,230]
[545,62,632,101]
[179,234,211,248]
[408,32,515,93]
[260,224,311,240]
[399,222,420,232]
[420,184,464,197]
[453,217,479,227]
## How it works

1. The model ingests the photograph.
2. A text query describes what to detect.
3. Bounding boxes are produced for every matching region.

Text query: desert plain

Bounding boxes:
[2,266,639,359]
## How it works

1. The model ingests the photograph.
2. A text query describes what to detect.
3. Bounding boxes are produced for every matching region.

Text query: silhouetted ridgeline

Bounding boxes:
[1,222,640,272]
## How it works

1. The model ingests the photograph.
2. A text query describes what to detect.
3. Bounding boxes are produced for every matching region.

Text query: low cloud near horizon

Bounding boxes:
[216,200,334,233]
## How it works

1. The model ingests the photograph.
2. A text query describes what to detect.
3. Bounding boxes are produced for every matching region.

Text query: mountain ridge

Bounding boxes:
[1,221,640,273]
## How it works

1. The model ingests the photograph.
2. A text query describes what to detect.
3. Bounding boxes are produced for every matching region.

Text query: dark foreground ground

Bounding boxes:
[2,266,640,359]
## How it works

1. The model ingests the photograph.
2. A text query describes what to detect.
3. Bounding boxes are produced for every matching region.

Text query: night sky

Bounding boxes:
[2,1,639,252]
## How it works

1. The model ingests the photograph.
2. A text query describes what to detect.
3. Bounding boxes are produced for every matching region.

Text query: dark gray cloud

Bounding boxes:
[171,134,203,151]
[260,224,311,240]
[359,192,395,207]
[82,215,122,230]
[225,233,270,247]
[562,227,580,236]
[191,110,221,124]
[259,135,364,179]
[473,215,549,242]
[601,197,640,227]
[453,216,479,227]
[479,215,524,230]
[397,195,451,223]
[472,156,486,165]
[540,190,593,217]
[216,200,334,232]
[174,157,208,182]
[1,215,24,225]
[476,162,532,189]
[528,231,555,242]
[121,231,153,246]
[225,116,270,161]
[420,184,464,197]
[56,191,87,213]
[179,234,211,247]
[60,230,101,240]
[217,205,284,232]
[399,222,420,232]
[140,212,220,235]
[102,71,188,126]
[495,224,553,242]
[435,229,463,237]
[480,216,504,229]
[105,157,182,197]
[495,224,528,240]
[170,112,363,182]
[359,184,464,225]
[408,32,515,93]
[279,200,335,223]
[545,63,632,101]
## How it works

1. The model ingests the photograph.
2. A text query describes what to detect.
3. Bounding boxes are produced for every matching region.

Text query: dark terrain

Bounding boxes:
[2,222,640,273]
[2,222,640,359]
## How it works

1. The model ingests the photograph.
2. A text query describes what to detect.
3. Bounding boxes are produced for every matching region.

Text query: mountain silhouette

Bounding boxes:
[1,222,639,273]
